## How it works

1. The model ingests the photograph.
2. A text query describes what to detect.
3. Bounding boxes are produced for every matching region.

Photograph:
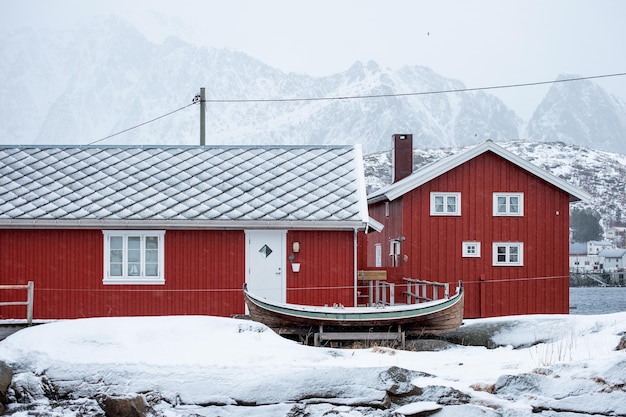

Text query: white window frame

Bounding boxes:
[103,230,166,284]
[375,243,382,267]
[430,192,461,216]
[389,240,402,267]
[492,242,524,266]
[462,241,481,258]
[493,193,524,216]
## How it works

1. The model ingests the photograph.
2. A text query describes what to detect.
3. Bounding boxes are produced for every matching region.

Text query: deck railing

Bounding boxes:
[403,278,449,304]
[0,281,34,325]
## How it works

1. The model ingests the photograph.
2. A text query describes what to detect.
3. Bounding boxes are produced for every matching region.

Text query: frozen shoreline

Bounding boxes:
[0,313,625,416]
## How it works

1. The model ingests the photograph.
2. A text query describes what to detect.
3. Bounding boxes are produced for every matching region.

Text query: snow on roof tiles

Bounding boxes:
[0,145,368,228]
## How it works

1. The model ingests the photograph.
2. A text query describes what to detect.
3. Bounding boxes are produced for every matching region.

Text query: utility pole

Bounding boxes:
[200,87,206,146]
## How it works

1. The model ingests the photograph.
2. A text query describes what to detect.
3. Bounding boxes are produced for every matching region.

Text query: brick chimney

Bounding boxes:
[392,134,413,183]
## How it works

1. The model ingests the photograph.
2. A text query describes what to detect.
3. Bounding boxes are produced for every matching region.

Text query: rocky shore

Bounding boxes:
[0,315,624,417]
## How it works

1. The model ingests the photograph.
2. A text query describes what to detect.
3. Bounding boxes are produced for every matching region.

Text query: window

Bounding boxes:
[430,192,461,216]
[375,244,382,267]
[492,242,523,266]
[493,193,523,216]
[389,240,402,267]
[462,242,481,258]
[103,230,165,284]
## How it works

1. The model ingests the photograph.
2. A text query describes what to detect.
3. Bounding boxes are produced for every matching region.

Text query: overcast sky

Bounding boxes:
[2,0,625,119]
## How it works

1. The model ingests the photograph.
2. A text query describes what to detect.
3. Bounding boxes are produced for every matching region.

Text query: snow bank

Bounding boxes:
[0,313,624,416]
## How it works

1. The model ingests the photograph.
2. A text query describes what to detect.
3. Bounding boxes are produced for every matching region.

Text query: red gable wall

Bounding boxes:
[367,151,572,318]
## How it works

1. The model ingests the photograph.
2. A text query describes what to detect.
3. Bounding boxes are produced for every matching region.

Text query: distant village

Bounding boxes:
[570,226,626,286]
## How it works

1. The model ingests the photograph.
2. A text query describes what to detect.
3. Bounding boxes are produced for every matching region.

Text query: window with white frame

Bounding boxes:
[493,193,524,216]
[103,230,165,284]
[492,242,523,266]
[389,240,401,267]
[430,192,461,216]
[375,243,382,267]
[462,241,481,258]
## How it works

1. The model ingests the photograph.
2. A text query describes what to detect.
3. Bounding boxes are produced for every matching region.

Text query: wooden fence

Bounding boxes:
[0,281,34,325]
[403,278,450,304]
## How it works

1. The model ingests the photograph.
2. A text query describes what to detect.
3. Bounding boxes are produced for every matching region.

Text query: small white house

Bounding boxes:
[570,242,601,273]
[597,248,626,272]
[605,226,626,245]
[587,240,615,255]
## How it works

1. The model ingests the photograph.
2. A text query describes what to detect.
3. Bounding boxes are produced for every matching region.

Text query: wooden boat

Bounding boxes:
[243,281,463,338]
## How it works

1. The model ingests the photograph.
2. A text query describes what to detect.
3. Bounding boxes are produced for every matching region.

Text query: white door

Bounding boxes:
[245,230,286,303]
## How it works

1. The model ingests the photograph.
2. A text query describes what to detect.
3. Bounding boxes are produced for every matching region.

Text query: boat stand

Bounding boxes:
[313,324,406,348]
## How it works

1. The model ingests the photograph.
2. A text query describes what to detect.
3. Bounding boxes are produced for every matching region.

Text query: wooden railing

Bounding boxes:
[357,270,395,306]
[403,278,449,304]
[0,281,34,325]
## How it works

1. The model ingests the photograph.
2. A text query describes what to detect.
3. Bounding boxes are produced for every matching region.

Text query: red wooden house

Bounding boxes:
[363,135,591,318]
[0,145,371,320]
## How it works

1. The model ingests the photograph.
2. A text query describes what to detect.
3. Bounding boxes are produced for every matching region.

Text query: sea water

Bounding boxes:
[570,287,626,314]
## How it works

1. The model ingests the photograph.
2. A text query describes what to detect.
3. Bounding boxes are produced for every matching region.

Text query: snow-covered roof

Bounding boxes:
[0,145,369,230]
[569,242,588,255]
[598,248,626,258]
[368,140,592,204]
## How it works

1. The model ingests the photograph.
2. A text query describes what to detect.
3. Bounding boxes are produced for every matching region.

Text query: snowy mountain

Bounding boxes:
[5,15,624,155]
[363,140,626,229]
[527,74,626,153]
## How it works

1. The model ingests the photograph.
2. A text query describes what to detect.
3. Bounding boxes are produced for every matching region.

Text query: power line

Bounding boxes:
[204,72,626,103]
[87,102,196,145]
[88,72,626,144]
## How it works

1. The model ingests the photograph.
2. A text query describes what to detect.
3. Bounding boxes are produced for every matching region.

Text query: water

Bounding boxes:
[570,287,626,314]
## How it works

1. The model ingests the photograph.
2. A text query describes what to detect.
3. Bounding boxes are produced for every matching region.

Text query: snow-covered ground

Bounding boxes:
[0,313,625,416]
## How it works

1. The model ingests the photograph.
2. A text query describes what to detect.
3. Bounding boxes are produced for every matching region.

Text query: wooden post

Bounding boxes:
[480,274,486,318]
[27,281,34,325]
[199,87,206,146]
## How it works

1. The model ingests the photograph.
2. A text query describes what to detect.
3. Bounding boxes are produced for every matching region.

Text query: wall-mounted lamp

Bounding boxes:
[292,241,300,253]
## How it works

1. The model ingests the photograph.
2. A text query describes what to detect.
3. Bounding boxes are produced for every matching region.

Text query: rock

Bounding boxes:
[438,322,514,348]
[393,401,442,416]
[405,339,454,351]
[0,361,12,405]
[493,373,544,398]
[379,366,431,397]
[416,385,471,405]
[616,334,626,350]
[97,393,147,417]
[8,372,47,404]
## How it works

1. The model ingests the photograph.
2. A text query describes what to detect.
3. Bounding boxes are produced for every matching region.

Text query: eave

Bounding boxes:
[0,219,369,231]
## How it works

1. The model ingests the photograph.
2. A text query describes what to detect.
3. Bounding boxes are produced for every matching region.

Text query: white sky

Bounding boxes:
[2,0,626,119]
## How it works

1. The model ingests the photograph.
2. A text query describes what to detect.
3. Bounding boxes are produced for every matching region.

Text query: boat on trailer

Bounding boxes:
[243,281,464,342]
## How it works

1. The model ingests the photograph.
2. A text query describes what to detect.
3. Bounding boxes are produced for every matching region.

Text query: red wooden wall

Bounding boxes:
[366,151,572,318]
[0,229,246,319]
[0,228,358,319]
[286,230,355,307]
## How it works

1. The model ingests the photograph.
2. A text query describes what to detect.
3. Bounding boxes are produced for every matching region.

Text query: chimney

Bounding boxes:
[392,134,413,183]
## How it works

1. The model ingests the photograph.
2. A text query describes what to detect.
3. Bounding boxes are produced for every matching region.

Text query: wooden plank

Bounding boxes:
[0,301,28,307]
[319,331,403,341]
[358,270,387,281]
[0,285,30,290]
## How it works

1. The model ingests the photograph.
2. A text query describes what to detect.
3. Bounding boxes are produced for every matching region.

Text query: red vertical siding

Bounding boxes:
[366,200,403,268]
[367,151,572,318]
[0,229,245,319]
[285,230,355,306]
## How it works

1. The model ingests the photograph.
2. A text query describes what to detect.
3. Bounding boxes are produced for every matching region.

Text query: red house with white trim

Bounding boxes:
[0,145,371,320]
[364,135,591,318]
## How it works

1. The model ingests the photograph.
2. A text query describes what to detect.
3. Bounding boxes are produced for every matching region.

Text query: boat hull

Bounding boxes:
[243,283,463,336]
